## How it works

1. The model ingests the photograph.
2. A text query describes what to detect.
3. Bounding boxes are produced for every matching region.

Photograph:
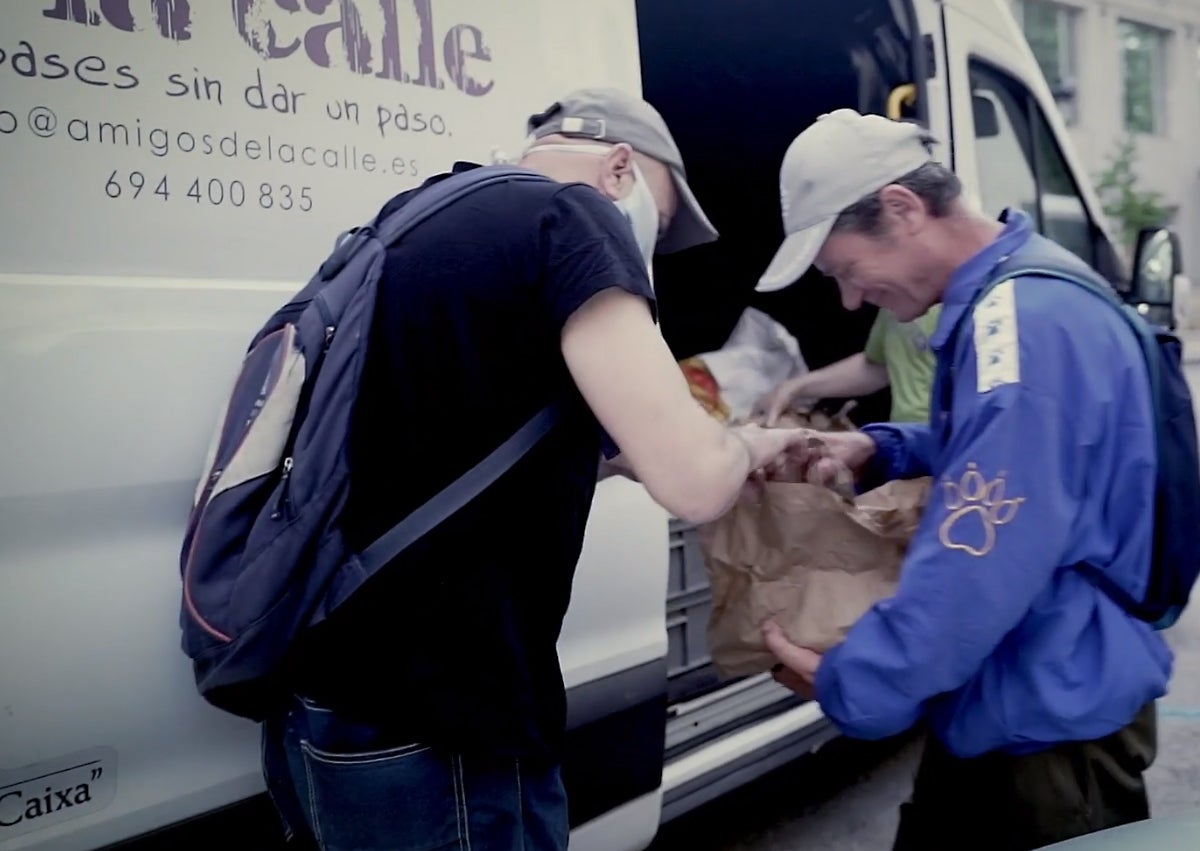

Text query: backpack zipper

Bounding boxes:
[271,457,294,520]
[182,470,234,643]
[315,294,336,350]
[183,325,296,645]
[269,302,328,524]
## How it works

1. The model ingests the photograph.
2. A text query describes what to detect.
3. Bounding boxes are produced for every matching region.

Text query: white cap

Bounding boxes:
[757,109,937,292]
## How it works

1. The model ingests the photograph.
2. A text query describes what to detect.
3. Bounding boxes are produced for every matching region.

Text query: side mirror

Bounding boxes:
[972,91,1000,139]
[1130,226,1181,328]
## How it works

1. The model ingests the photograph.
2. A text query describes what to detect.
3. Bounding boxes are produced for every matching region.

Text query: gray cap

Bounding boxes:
[757,109,937,292]
[526,87,719,254]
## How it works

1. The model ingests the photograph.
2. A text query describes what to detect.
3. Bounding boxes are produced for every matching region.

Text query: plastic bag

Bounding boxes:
[679,308,808,423]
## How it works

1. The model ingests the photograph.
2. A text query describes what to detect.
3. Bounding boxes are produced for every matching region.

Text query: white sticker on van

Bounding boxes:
[0,746,118,841]
[1,2,543,283]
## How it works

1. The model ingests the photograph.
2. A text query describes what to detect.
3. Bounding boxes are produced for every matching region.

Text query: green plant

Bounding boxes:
[1094,135,1172,255]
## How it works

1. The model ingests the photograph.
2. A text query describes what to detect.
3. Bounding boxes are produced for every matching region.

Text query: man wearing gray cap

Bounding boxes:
[761,109,1167,849]
[261,88,810,849]
[519,86,720,265]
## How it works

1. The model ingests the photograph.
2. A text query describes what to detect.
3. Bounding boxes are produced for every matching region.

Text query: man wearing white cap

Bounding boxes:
[261,88,812,850]
[761,110,1168,849]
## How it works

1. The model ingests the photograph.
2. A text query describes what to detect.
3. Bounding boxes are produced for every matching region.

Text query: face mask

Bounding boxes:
[490,134,535,166]
[518,143,661,278]
[613,162,660,278]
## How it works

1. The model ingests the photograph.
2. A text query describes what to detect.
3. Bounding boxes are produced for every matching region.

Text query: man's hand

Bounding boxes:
[758,375,812,426]
[758,354,890,425]
[786,429,877,488]
[763,621,823,699]
[732,423,814,473]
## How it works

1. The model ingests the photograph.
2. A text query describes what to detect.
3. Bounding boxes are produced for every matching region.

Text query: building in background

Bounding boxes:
[1010,0,1200,311]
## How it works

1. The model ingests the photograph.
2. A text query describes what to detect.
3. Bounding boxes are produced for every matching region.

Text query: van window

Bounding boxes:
[969,85,1038,228]
[968,61,1096,267]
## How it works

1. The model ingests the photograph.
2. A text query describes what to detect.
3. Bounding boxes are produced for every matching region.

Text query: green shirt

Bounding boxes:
[863,306,940,423]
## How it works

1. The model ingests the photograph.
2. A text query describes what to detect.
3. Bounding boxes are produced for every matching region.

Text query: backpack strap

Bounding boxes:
[943,252,1167,620]
[972,260,1164,455]
[941,249,1160,433]
[317,166,550,286]
[374,166,548,246]
[359,402,563,575]
[352,165,565,577]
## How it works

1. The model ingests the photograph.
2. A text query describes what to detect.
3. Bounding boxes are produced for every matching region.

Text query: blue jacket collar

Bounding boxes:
[931,209,1035,353]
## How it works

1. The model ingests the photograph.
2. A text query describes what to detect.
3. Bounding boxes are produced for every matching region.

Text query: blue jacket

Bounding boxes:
[814,210,1174,757]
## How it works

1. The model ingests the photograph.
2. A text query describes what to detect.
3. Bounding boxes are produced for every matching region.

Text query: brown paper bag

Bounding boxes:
[699,476,933,678]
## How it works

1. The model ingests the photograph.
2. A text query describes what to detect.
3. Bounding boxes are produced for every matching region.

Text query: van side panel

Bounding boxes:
[0,3,665,849]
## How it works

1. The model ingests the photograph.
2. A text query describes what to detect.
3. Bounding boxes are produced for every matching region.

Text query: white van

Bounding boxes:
[0,1,1182,850]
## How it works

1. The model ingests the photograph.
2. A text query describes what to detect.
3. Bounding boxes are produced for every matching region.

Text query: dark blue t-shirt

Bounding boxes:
[293,163,654,762]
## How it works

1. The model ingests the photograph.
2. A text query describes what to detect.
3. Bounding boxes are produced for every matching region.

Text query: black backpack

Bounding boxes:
[179,167,562,721]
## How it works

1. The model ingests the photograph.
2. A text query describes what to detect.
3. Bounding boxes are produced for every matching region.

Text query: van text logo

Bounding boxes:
[0,748,118,841]
[41,0,494,97]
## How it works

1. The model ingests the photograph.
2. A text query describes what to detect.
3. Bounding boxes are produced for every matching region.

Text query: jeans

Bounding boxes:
[262,696,569,851]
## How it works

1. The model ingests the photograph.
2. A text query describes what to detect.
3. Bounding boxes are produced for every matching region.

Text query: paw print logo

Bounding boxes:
[937,463,1025,557]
